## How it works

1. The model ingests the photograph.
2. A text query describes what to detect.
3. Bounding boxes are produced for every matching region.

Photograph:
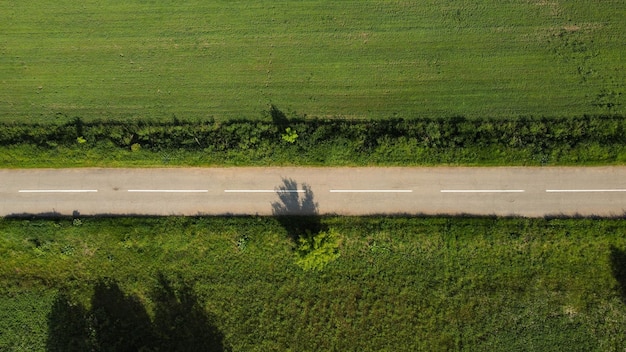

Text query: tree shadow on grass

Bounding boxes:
[47,276,226,352]
[610,245,626,303]
[46,292,91,352]
[90,279,155,351]
[152,273,226,351]
[271,178,326,242]
[268,104,289,127]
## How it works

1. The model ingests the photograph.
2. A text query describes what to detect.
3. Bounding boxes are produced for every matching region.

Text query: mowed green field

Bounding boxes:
[1,217,626,350]
[1,1,624,122]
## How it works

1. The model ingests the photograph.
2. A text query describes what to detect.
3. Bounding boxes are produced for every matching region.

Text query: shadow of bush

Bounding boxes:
[47,276,226,352]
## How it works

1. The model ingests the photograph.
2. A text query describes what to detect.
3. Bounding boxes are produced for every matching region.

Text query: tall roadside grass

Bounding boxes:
[1,216,625,350]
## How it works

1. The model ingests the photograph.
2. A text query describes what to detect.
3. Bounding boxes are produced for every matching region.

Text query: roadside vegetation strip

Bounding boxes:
[1,114,625,168]
[1,216,625,350]
[1,1,624,123]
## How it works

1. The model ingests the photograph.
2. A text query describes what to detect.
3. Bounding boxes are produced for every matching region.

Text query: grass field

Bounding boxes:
[1,1,624,122]
[1,216,626,350]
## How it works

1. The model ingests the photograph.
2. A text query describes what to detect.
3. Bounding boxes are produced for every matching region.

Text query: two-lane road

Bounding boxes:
[1,167,625,217]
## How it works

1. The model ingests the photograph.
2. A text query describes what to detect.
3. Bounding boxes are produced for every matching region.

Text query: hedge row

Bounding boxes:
[1,114,625,165]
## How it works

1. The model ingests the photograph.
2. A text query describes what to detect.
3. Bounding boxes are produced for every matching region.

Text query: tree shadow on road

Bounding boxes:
[610,245,626,303]
[47,276,227,352]
[271,178,341,271]
[271,178,326,243]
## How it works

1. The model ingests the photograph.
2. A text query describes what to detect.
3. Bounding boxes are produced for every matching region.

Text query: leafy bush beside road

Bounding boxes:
[1,114,625,167]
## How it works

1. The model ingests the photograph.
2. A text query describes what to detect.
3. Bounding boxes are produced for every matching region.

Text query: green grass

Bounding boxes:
[1,1,624,123]
[1,216,626,350]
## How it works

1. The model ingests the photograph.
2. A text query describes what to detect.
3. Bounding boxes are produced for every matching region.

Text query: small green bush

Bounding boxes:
[281,127,298,144]
[295,229,341,271]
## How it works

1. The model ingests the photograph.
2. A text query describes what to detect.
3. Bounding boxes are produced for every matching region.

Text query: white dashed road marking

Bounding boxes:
[224,190,304,193]
[330,189,413,193]
[440,190,525,193]
[19,190,98,193]
[546,189,626,193]
[128,190,208,193]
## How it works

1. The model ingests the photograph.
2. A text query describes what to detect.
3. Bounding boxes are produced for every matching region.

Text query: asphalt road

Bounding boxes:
[1,167,625,217]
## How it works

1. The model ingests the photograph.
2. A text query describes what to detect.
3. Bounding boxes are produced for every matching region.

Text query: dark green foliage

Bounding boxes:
[1,115,626,167]
[0,291,52,351]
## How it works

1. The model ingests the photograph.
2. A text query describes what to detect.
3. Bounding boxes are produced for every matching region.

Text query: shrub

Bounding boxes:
[0,115,625,166]
[295,228,341,271]
[281,127,299,144]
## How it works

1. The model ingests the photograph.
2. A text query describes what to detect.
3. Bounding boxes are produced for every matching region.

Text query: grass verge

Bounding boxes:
[1,216,625,351]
